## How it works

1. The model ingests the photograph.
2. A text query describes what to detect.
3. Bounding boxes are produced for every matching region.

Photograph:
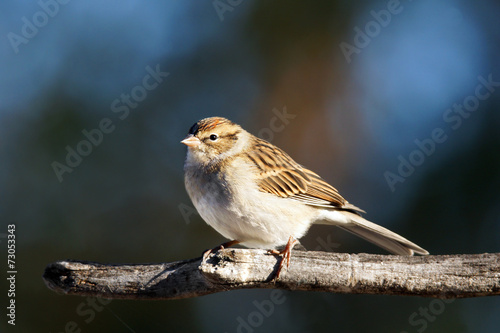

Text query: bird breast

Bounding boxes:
[184,154,314,248]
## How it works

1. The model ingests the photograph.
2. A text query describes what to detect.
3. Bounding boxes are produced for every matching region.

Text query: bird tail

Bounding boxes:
[323,211,429,256]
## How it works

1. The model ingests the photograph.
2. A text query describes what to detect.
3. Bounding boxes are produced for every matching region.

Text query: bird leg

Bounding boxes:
[268,236,298,281]
[202,240,240,261]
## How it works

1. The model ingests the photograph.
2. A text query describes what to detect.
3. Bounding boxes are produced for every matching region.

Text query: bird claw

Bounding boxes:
[202,240,240,261]
[202,247,219,261]
[268,236,298,282]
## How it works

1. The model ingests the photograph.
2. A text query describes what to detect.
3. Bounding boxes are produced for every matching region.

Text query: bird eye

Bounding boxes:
[209,134,219,141]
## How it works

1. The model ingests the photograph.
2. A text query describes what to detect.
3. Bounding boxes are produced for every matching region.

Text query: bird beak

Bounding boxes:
[181,134,201,147]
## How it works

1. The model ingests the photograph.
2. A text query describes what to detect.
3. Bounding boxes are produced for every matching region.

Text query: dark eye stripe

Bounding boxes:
[202,130,241,142]
[214,131,240,140]
[221,133,238,140]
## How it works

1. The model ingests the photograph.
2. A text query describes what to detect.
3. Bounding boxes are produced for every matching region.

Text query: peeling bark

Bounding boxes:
[43,250,500,300]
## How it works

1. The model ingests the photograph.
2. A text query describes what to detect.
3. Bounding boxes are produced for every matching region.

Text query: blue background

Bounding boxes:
[1,0,499,332]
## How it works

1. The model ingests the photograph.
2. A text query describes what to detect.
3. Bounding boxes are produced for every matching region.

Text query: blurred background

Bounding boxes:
[1,0,499,332]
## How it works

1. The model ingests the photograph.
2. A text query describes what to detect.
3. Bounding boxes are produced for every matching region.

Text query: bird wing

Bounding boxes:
[245,139,359,211]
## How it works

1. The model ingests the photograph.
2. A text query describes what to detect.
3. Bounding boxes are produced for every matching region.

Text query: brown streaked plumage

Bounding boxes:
[245,136,361,211]
[182,117,428,280]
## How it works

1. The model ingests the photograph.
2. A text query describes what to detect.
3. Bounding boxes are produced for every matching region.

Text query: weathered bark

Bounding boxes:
[43,250,500,300]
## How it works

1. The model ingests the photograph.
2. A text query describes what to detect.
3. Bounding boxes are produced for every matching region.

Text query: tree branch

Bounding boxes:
[43,250,500,300]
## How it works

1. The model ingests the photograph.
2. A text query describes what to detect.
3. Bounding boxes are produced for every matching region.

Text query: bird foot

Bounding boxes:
[202,240,240,261]
[268,236,298,282]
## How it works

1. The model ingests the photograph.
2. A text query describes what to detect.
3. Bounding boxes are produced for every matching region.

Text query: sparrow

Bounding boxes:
[181,117,428,280]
